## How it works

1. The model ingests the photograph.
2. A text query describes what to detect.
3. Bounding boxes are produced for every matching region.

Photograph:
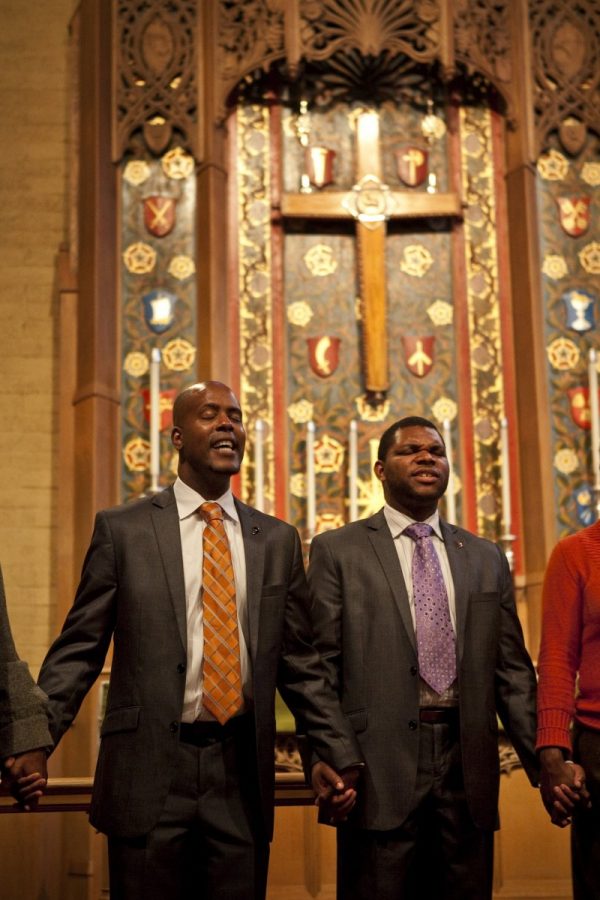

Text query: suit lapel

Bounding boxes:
[151,486,187,653]
[441,520,469,660]
[367,510,417,654]
[235,498,264,661]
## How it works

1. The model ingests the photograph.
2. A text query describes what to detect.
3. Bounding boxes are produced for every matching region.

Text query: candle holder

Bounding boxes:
[500,532,516,573]
[294,100,313,193]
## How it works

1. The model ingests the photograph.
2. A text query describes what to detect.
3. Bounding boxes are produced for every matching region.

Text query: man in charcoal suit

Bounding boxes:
[308,416,539,900]
[37,381,362,900]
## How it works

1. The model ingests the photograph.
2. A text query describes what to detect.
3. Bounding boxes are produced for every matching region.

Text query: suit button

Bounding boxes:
[169,721,179,733]
[410,666,418,676]
[177,663,185,674]
[408,720,418,730]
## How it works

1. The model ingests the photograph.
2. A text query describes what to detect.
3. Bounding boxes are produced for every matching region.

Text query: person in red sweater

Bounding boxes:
[537,521,598,897]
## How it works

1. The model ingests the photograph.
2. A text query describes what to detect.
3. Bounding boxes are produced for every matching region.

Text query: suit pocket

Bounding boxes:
[344,709,367,733]
[100,705,140,737]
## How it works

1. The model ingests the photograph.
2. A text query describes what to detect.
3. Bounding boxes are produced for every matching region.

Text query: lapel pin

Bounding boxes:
[456,541,464,549]
[251,526,261,535]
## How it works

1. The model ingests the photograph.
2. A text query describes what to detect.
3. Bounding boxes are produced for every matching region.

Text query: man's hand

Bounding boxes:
[539,747,590,827]
[311,761,361,824]
[1,749,48,811]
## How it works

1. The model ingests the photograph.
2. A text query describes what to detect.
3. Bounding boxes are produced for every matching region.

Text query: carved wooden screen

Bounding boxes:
[114,1,200,500]
[532,0,600,538]
[536,153,600,539]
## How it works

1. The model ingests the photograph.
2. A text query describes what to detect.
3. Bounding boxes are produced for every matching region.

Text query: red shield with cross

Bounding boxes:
[395,146,428,187]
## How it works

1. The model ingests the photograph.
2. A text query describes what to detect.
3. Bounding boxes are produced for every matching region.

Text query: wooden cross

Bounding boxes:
[281,110,461,402]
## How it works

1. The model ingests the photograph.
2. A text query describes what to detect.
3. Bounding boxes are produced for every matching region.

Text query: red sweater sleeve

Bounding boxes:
[536,539,583,752]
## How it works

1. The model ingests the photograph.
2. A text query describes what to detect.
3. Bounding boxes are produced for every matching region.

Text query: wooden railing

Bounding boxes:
[0,772,314,814]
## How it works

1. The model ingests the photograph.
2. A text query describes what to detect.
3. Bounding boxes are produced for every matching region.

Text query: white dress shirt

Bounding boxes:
[174,477,251,722]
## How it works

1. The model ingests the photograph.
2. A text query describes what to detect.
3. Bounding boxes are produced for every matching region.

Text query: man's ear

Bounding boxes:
[171,426,182,450]
[374,459,385,484]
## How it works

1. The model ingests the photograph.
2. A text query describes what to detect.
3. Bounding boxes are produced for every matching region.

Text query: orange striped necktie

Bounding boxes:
[200,502,243,724]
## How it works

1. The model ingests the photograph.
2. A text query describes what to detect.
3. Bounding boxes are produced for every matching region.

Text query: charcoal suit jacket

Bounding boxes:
[38,485,361,839]
[307,509,538,832]
[0,564,52,759]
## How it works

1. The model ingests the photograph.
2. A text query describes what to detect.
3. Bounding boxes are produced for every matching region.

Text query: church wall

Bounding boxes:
[0,0,76,669]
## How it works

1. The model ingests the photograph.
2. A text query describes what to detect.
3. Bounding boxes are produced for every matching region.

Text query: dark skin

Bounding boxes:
[173,381,358,819]
[171,381,247,497]
[2,749,48,810]
[539,747,590,827]
[374,424,449,520]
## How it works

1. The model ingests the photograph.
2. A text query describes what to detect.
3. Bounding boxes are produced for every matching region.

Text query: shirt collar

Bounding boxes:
[383,503,443,541]
[173,476,239,524]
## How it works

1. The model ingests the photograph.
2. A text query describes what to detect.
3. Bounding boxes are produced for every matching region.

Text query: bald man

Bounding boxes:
[38,381,361,900]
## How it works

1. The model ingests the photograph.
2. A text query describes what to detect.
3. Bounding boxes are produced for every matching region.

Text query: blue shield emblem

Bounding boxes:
[142,290,177,334]
[574,484,594,527]
[563,289,596,333]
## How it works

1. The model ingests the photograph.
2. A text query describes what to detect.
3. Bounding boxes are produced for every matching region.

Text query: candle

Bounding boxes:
[254,418,265,512]
[306,421,316,537]
[500,417,511,534]
[348,420,358,522]
[149,348,161,493]
[442,419,456,524]
[589,349,600,490]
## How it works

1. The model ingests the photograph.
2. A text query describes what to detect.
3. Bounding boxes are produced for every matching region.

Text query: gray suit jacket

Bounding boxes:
[0,564,52,759]
[38,486,361,839]
[307,510,538,832]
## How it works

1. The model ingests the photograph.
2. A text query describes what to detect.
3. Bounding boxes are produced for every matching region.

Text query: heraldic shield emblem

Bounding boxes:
[143,289,177,334]
[402,336,435,377]
[143,195,177,237]
[141,388,177,431]
[395,146,428,187]
[307,336,341,377]
[563,288,596,332]
[568,386,594,430]
[556,196,591,237]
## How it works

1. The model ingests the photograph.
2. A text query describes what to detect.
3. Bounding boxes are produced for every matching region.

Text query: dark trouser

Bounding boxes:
[337,715,494,900]
[108,716,269,900]
[572,722,600,900]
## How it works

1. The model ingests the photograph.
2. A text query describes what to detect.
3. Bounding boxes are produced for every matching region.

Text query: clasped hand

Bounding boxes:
[311,760,361,825]
[539,748,591,828]
[0,749,48,811]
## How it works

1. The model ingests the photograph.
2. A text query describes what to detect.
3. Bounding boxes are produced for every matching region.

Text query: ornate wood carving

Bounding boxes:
[298,0,446,66]
[215,1,521,125]
[113,0,198,161]
[530,0,600,156]
[219,0,288,108]
[216,0,454,117]
[453,0,513,115]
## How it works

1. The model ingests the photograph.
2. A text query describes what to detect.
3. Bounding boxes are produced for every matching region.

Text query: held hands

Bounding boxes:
[1,749,48,811]
[539,748,591,827]
[311,760,361,825]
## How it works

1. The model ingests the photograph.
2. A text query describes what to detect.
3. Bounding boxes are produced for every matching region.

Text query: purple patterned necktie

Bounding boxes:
[405,522,456,694]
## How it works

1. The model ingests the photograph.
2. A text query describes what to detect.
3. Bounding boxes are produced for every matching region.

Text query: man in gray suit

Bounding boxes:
[38,381,362,900]
[308,416,538,900]
[0,563,52,809]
